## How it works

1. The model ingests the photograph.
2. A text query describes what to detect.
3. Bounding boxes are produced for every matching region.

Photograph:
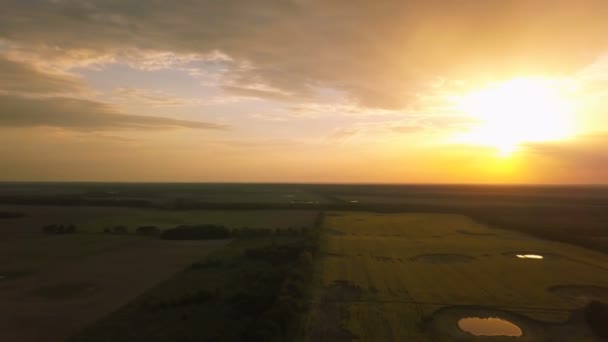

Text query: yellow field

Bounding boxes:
[301,212,608,341]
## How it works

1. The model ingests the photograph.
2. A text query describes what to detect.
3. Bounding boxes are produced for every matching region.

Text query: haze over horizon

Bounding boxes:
[1,1,608,184]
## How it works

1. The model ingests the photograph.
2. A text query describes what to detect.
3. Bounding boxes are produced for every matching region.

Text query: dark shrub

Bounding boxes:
[42,224,76,234]
[190,258,222,270]
[136,225,160,236]
[245,244,306,264]
[586,300,608,338]
[111,225,128,234]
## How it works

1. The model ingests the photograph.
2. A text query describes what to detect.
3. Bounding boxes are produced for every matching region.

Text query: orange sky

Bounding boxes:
[1,1,608,184]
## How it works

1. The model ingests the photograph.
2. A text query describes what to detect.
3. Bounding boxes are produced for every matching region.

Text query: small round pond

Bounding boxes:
[503,251,561,260]
[516,254,544,259]
[458,317,523,337]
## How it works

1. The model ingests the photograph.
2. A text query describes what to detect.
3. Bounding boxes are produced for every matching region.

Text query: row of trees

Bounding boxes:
[142,289,220,311]
[586,300,608,338]
[42,224,76,234]
[100,213,324,340]
[102,226,128,234]
[231,213,323,340]
[160,225,309,240]
[99,224,308,240]
[102,225,161,235]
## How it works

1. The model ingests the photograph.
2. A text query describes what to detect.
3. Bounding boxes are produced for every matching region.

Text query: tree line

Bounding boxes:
[134,212,324,341]
[42,224,76,234]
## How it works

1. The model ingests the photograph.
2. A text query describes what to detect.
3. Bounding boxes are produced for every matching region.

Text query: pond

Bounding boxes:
[458,317,523,337]
[516,254,544,259]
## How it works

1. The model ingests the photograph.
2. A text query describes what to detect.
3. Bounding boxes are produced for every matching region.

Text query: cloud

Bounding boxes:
[0,54,86,95]
[222,85,295,101]
[111,87,192,106]
[525,133,608,168]
[329,128,360,142]
[0,54,226,131]
[2,1,608,109]
[0,94,228,131]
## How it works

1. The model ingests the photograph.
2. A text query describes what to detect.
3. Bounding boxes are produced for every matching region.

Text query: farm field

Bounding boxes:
[0,205,319,233]
[302,212,608,341]
[69,237,312,342]
[0,203,321,342]
[0,234,227,342]
[0,182,331,206]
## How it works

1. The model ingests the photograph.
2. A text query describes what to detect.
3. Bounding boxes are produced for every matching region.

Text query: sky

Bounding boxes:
[1,0,608,184]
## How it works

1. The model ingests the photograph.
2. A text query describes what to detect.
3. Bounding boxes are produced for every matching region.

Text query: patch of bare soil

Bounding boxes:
[0,238,227,342]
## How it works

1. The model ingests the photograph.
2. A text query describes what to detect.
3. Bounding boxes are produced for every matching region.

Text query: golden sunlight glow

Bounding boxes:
[456,78,576,156]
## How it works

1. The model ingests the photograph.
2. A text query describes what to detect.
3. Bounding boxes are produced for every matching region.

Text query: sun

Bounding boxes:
[456,77,575,156]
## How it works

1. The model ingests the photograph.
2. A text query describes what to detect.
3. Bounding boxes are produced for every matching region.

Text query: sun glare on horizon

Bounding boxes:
[456,77,576,157]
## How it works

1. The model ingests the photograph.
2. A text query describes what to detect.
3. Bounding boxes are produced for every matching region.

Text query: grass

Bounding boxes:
[79,209,318,232]
[301,212,608,341]
[0,205,319,234]
[69,235,315,342]
[29,282,97,299]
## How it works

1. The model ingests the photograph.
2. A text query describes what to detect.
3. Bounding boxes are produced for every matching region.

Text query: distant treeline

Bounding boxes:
[13,190,608,254]
[42,224,76,234]
[161,225,309,240]
[99,224,309,240]
[0,196,154,208]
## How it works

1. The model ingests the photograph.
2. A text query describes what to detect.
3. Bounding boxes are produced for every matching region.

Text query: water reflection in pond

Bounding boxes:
[458,317,523,337]
[516,254,543,259]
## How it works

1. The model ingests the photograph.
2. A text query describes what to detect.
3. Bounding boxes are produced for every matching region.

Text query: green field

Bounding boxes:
[301,212,608,341]
[76,208,318,232]
[2,184,608,341]
[0,205,319,342]
[70,232,320,341]
[0,205,319,233]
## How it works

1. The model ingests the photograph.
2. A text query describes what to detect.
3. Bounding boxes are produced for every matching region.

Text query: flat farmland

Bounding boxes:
[302,212,608,341]
[0,234,227,342]
[0,205,319,233]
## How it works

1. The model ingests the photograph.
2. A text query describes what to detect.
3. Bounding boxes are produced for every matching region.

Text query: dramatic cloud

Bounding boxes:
[0,55,226,131]
[0,55,86,95]
[2,0,608,108]
[0,94,227,131]
[1,1,608,182]
[111,87,192,106]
